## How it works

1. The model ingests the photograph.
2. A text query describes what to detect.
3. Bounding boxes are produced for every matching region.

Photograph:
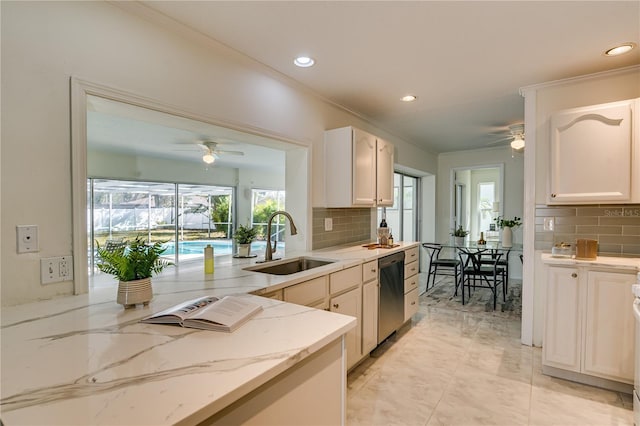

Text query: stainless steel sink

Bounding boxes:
[244,257,335,275]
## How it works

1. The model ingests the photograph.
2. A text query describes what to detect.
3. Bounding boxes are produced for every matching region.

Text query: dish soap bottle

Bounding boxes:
[204,244,214,274]
[388,229,394,246]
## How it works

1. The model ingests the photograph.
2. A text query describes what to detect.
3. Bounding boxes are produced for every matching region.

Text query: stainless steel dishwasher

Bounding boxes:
[378,251,405,344]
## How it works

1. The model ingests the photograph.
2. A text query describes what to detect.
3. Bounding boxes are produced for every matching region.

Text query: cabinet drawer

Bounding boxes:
[284,276,328,307]
[330,265,362,295]
[404,260,418,279]
[262,289,283,301]
[362,260,378,283]
[404,287,419,322]
[405,246,419,264]
[404,274,418,294]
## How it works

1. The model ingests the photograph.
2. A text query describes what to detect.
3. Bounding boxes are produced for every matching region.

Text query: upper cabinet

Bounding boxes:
[548,98,639,204]
[325,126,394,207]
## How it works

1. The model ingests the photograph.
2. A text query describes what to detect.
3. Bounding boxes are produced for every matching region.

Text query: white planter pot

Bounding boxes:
[454,236,465,247]
[117,277,153,308]
[238,244,251,257]
[502,226,513,248]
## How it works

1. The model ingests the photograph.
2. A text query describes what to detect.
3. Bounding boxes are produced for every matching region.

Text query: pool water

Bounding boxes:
[161,240,283,256]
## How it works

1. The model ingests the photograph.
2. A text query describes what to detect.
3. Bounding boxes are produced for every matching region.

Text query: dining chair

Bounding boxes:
[458,247,506,310]
[421,243,461,294]
[479,248,510,293]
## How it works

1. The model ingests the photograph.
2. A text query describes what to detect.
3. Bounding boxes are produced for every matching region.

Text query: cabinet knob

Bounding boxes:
[333,303,339,309]
[571,273,577,278]
[551,193,557,198]
[371,268,376,273]
[411,301,415,305]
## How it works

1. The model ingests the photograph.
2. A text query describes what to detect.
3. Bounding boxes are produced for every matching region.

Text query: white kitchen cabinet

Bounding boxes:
[543,266,582,372]
[324,126,394,207]
[376,138,394,206]
[543,262,636,389]
[330,287,362,370]
[583,271,635,383]
[548,98,638,204]
[284,276,328,308]
[403,247,420,322]
[361,260,379,355]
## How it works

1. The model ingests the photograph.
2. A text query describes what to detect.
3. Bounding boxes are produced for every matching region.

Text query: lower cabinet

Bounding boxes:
[583,271,635,382]
[330,286,362,370]
[543,265,635,386]
[361,279,379,355]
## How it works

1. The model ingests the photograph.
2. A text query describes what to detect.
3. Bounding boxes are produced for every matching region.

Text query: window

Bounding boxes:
[477,182,495,239]
[251,189,286,242]
[88,178,234,273]
[377,173,420,241]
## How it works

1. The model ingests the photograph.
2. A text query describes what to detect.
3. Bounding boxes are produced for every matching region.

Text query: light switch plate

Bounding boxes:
[16,225,39,253]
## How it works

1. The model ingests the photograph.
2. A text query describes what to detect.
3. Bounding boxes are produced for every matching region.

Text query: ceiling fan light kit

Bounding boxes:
[202,152,215,164]
[510,136,525,150]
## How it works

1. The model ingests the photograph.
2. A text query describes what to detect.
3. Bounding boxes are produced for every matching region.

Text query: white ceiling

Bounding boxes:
[139,0,640,153]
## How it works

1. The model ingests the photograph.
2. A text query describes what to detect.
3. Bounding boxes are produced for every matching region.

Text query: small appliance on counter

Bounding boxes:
[575,239,598,260]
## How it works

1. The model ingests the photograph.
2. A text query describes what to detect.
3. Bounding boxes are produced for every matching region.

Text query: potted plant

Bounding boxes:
[494,216,522,247]
[96,236,172,308]
[233,224,258,257]
[451,225,469,247]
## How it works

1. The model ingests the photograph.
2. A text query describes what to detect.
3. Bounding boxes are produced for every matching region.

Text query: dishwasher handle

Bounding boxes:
[378,251,405,268]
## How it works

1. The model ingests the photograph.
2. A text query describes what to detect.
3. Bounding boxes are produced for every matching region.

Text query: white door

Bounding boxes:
[583,270,636,383]
[543,266,582,372]
[549,100,633,204]
[330,287,362,370]
[376,138,394,206]
[352,128,377,206]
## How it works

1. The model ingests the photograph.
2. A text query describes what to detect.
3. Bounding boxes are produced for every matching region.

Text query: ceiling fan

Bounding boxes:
[488,123,525,150]
[176,140,245,164]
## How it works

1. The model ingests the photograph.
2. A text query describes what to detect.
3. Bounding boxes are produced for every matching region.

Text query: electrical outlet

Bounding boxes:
[41,256,73,284]
[543,217,554,231]
[16,225,39,253]
[324,218,333,231]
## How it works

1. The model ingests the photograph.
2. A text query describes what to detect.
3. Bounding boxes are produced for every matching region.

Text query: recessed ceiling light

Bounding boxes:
[294,56,315,67]
[401,95,417,102]
[604,42,636,56]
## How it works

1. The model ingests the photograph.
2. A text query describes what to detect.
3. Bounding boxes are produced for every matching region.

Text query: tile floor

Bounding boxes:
[346,273,634,426]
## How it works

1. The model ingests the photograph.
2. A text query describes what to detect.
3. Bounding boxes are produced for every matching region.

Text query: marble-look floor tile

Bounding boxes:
[347,282,634,426]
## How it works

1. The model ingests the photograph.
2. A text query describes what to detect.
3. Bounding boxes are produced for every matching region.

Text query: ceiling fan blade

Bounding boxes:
[214,150,244,156]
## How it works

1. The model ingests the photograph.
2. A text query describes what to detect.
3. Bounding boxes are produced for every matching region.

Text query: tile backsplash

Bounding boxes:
[535,204,640,256]
[312,208,372,250]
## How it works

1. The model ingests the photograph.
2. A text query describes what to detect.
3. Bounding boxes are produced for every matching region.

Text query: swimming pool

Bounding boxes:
[161,240,284,256]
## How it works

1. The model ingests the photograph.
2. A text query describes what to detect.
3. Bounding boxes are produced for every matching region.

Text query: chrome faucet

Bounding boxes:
[263,211,298,262]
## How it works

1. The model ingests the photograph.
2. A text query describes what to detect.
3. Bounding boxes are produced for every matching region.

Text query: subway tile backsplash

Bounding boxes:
[535,204,640,256]
[312,207,372,250]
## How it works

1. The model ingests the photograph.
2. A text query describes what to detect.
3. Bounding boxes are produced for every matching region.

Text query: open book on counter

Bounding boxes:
[141,295,263,332]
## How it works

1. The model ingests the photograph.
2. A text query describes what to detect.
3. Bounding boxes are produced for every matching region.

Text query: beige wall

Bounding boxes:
[1,2,437,305]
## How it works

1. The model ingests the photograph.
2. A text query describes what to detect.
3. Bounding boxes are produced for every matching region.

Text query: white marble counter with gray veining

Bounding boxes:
[541,253,640,271]
[0,241,418,425]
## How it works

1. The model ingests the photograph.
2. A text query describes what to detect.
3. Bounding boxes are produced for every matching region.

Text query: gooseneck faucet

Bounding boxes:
[264,211,298,262]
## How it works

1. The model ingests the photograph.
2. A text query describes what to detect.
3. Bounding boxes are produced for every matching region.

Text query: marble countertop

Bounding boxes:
[0,241,418,425]
[541,253,640,271]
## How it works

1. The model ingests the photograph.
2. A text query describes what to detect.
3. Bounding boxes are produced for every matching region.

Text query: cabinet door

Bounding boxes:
[404,287,419,322]
[362,280,379,355]
[330,287,362,370]
[543,266,582,372]
[352,128,377,206]
[583,271,635,383]
[376,138,394,206]
[549,100,633,204]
